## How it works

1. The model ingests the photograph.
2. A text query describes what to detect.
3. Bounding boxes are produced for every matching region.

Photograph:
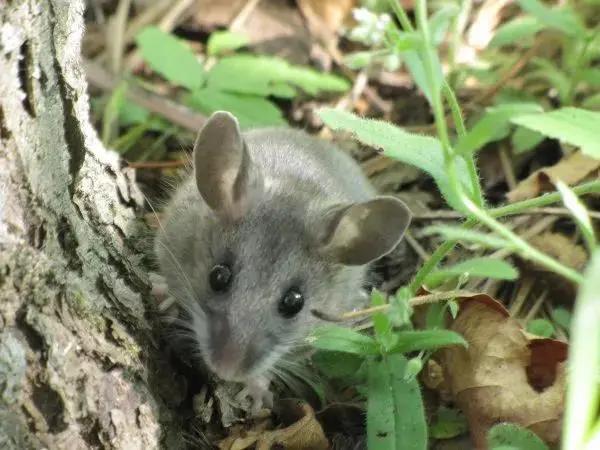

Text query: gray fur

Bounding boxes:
[155,111,411,383]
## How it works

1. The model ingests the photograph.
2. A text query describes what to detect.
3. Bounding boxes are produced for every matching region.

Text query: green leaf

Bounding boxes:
[386,329,467,354]
[512,108,600,159]
[187,88,286,128]
[312,351,365,379]
[580,68,600,88]
[516,0,585,36]
[489,16,545,48]
[429,4,459,45]
[318,108,473,211]
[426,257,519,286]
[556,180,597,251]
[206,30,248,56]
[102,81,127,145]
[488,423,550,450]
[389,288,414,327]
[367,354,427,450]
[563,250,600,450]
[551,307,571,331]
[135,26,205,90]
[206,54,349,98]
[403,357,424,381]
[456,103,543,154]
[526,318,555,338]
[308,326,379,356]
[512,126,544,154]
[422,225,513,250]
[372,290,395,351]
[430,406,468,439]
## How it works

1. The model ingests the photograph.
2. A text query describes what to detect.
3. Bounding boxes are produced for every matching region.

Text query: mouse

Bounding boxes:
[154,111,411,410]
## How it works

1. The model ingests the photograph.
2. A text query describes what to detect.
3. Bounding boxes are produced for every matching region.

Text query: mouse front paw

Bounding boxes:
[236,376,273,415]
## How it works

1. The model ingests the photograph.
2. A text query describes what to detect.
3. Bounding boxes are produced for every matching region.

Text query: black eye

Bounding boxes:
[278,288,304,318]
[209,264,232,292]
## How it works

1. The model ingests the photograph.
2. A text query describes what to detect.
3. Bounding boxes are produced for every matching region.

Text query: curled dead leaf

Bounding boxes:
[507,151,599,202]
[219,400,329,450]
[439,293,567,449]
[528,232,587,272]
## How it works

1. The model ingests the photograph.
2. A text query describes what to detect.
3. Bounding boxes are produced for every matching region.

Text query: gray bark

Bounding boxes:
[0,1,186,448]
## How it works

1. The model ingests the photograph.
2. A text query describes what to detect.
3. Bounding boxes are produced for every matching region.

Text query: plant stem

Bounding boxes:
[407,180,600,291]
[388,0,415,32]
[462,195,584,284]
[490,180,600,217]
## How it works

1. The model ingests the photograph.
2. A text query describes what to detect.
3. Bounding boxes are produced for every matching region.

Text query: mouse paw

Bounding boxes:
[149,273,175,312]
[237,377,273,415]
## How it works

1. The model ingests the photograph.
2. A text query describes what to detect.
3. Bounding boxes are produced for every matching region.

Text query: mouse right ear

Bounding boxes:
[193,111,263,222]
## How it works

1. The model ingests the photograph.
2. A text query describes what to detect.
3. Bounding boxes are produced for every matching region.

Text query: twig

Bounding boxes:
[404,230,430,261]
[499,145,517,190]
[84,59,206,132]
[230,0,263,31]
[523,289,548,323]
[311,290,475,322]
[108,0,132,74]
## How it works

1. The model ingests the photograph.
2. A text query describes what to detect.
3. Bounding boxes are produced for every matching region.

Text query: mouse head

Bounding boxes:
[188,111,411,382]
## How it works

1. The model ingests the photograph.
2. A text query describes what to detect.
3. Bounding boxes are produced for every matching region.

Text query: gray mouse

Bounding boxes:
[154,111,411,409]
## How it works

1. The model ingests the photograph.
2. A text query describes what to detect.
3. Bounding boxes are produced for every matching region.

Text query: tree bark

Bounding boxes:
[0,1,186,448]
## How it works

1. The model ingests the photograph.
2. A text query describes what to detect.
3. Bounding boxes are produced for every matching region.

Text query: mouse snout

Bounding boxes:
[207,315,248,381]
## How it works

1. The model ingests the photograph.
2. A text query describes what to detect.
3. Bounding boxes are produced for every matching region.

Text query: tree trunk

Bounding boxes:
[0,1,186,448]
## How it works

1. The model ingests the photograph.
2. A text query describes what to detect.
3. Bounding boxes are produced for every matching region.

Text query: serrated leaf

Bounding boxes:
[372,290,395,351]
[187,88,286,128]
[456,103,543,154]
[516,0,585,36]
[422,225,513,250]
[387,329,467,354]
[206,54,349,98]
[135,26,204,90]
[368,354,427,450]
[206,30,248,56]
[556,180,597,251]
[308,326,378,356]
[318,109,472,211]
[425,257,519,286]
[488,423,550,450]
[512,108,600,159]
[563,250,600,450]
[526,319,555,338]
[489,16,545,48]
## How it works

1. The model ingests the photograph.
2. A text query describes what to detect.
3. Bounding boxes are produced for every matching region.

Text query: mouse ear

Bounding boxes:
[316,196,411,265]
[193,111,262,221]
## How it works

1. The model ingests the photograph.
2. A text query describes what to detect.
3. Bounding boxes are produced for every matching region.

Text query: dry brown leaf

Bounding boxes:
[507,151,600,202]
[219,400,329,450]
[439,293,567,449]
[528,232,587,271]
[297,0,356,41]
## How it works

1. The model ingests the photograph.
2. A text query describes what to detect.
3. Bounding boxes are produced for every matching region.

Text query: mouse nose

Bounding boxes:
[208,315,245,380]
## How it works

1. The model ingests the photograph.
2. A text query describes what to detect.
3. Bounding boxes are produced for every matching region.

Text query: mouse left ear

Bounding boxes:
[315,196,411,265]
[193,111,263,222]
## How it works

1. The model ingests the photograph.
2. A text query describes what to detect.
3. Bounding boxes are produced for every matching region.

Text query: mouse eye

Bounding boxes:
[278,287,304,318]
[209,264,232,292]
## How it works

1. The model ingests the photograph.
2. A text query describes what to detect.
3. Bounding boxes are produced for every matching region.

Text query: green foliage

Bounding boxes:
[422,226,513,250]
[367,354,427,450]
[206,54,349,98]
[311,351,365,380]
[489,16,545,48]
[526,319,555,338]
[425,257,519,286]
[563,250,600,450]
[556,180,597,251]
[455,103,543,154]
[516,0,585,37]
[318,108,473,211]
[386,329,467,354]
[309,326,379,355]
[429,406,468,439]
[135,26,205,91]
[206,31,248,56]
[487,423,550,450]
[551,307,572,332]
[134,27,349,129]
[511,108,600,159]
